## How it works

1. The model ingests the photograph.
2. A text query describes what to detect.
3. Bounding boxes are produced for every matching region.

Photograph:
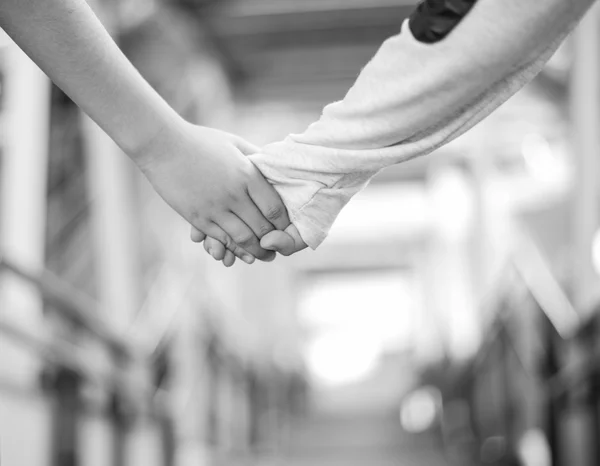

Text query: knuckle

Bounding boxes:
[222,236,235,250]
[233,246,247,258]
[257,222,274,238]
[189,210,204,228]
[226,189,241,203]
[234,232,255,247]
[209,230,230,249]
[191,215,213,234]
[265,204,285,221]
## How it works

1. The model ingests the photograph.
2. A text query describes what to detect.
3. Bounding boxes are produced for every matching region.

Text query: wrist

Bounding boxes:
[125,110,187,172]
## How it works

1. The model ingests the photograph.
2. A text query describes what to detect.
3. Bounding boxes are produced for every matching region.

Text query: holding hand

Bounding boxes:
[260,225,307,256]
[0,0,292,265]
[138,119,291,263]
[195,222,307,267]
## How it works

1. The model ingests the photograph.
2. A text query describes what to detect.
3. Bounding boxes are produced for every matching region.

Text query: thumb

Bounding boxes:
[261,225,307,256]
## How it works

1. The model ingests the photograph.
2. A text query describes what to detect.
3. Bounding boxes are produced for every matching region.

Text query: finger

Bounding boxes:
[247,168,291,231]
[260,231,296,256]
[233,199,275,240]
[261,224,307,256]
[205,234,253,264]
[204,236,226,261]
[216,213,275,262]
[203,223,256,265]
[222,250,236,267]
[190,227,206,243]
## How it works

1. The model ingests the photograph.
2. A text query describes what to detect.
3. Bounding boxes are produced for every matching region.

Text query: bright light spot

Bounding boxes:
[400,387,439,433]
[299,274,412,344]
[521,133,565,184]
[328,183,431,243]
[518,429,551,466]
[429,168,473,241]
[300,273,415,387]
[592,229,600,278]
[306,330,381,387]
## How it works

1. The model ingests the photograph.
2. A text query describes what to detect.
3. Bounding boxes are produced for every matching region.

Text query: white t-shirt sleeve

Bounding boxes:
[250,0,594,249]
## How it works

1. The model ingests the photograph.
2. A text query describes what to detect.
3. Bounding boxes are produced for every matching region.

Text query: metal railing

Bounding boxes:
[0,253,171,466]
[0,254,157,392]
[0,252,300,466]
[443,238,600,466]
[0,254,137,356]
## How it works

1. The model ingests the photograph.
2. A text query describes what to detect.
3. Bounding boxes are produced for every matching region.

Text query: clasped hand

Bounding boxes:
[138,118,305,266]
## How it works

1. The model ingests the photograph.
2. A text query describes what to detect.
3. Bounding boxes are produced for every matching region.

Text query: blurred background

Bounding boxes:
[1,1,600,466]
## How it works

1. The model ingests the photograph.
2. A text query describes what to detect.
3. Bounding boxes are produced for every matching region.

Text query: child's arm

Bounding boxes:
[0,0,290,261]
[249,0,594,252]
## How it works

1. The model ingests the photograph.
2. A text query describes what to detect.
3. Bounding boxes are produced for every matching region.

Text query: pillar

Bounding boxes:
[0,35,52,466]
[570,4,600,313]
[82,116,143,466]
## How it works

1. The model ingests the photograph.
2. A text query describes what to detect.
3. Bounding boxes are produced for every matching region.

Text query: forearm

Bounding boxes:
[0,0,180,161]
[251,0,595,249]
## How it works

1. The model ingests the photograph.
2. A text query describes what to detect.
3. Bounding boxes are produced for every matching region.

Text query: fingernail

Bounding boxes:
[242,254,254,264]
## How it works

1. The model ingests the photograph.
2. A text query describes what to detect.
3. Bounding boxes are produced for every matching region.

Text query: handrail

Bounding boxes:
[125,264,194,360]
[549,348,599,400]
[0,253,168,417]
[463,233,581,383]
[0,315,158,405]
[458,298,534,389]
[0,317,105,385]
[0,253,141,359]
[512,234,580,340]
[462,231,600,403]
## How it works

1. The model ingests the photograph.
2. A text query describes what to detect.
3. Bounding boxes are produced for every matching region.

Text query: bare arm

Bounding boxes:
[0,0,175,157]
[0,0,291,261]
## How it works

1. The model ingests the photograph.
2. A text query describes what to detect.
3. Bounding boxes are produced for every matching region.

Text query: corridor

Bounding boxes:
[3,0,600,465]
[281,409,448,466]
[258,356,450,466]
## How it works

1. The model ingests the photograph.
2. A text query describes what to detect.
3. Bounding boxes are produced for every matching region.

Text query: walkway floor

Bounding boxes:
[262,357,451,466]
[281,409,449,466]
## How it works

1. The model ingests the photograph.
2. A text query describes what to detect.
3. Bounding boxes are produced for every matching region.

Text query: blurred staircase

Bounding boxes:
[282,409,449,466]
[259,357,450,466]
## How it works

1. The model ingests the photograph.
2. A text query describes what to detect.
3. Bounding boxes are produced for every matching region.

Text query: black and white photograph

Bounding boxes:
[0,0,599,465]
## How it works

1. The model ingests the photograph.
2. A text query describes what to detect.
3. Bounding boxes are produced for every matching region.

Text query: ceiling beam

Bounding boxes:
[212,5,414,39]
[217,0,417,17]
